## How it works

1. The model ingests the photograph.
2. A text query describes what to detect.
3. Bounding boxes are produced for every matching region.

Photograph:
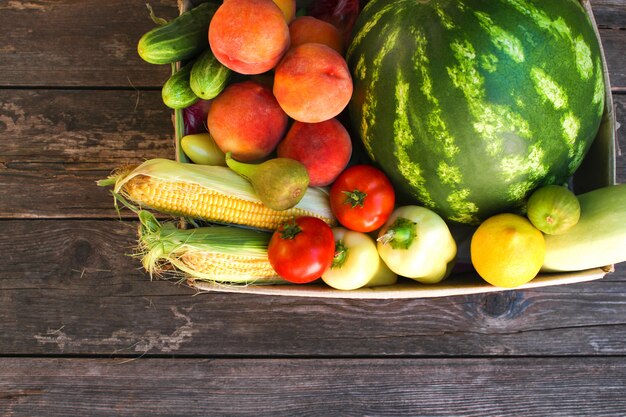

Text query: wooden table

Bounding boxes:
[1,1,625,415]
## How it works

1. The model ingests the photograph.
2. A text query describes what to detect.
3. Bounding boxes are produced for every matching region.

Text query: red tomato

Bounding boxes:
[268,216,335,284]
[330,165,395,232]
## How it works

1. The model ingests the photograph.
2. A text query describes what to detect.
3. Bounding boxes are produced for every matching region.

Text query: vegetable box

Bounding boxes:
[174,0,617,299]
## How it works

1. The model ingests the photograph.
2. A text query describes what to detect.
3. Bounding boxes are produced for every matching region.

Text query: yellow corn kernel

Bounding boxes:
[99,159,336,232]
[121,174,335,231]
[182,252,278,282]
[132,210,287,285]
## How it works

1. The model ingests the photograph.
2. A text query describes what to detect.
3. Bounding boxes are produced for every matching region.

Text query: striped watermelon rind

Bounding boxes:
[347,0,605,225]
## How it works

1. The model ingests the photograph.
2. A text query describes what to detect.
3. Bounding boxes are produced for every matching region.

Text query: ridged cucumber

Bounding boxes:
[190,48,231,100]
[162,64,198,109]
[541,184,626,272]
[137,2,218,65]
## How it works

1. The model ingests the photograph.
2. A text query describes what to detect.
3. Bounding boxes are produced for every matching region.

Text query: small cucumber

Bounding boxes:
[162,64,198,109]
[541,184,626,272]
[137,2,219,65]
[190,48,231,99]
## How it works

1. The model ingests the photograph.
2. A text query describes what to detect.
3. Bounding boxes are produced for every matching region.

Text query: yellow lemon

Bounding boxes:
[471,213,546,288]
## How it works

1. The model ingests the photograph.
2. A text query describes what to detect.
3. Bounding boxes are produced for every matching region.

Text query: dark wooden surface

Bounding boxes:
[1,1,625,415]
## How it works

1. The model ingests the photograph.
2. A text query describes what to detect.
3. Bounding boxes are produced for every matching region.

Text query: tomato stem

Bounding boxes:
[331,239,348,269]
[279,222,302,240]
[377,217,416,250]
[342,189,367,208]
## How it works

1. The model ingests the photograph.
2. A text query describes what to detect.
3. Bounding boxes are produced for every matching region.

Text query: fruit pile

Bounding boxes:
[99,0,625,292]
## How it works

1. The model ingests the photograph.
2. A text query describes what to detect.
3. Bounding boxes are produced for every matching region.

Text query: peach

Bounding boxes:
[277,118,352,186]
[273,43,353,123]
[208,0,290,75]
[289,16,344,54]
[272,0,296,23]
[207,81,288,162]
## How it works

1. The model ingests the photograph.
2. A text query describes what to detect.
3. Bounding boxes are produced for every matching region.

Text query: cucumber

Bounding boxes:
[137,2,219,65]
[162,64,198,109]
[541,184,626,272]
[190,48,231,100]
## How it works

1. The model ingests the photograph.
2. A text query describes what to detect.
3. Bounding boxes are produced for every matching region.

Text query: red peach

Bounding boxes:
[208,0,290,75]
[277,118,352,186]
[273,43,353,123]
[207,81,288,162]
[289,16,343,54]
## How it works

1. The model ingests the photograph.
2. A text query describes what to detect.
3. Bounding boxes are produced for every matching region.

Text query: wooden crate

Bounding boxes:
[175,0,617,298]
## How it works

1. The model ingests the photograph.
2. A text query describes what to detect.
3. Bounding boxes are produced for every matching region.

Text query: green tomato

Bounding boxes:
[377,206,457,284]
[181,133,226,166]
[322,227,397,290]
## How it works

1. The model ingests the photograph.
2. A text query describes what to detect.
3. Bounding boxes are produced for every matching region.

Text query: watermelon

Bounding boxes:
[346,0,605,225]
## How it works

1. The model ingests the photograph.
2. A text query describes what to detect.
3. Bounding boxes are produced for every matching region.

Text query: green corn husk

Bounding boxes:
[136,210,286,285]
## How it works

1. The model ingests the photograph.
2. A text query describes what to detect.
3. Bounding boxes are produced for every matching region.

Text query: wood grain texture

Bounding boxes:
[0,1,624,89]
[616,94,625,179]
[1,219,625,356]
[592,0,626,29]
[0,89,172,218]
[0,0,176,87]
[599,29,626,91]
[1,357,625,417]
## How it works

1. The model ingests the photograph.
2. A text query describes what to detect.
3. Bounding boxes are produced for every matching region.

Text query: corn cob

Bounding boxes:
[182,252,277,280]
[99,158,336,231]
[136,210,286,285]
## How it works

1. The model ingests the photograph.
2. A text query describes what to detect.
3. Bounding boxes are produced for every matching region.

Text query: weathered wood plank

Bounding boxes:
[0,1,624,88]
[1,90,624,219]
[592,0,626,29]
[0,0,175,87]
[0,89,172,218]
[1,219,626,356]
[616,93,625,179]
[599,29,626,91]
[0,89,172,165]
[1,357,625,417]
